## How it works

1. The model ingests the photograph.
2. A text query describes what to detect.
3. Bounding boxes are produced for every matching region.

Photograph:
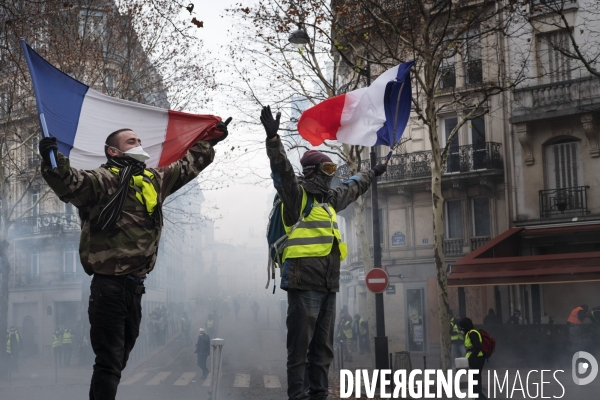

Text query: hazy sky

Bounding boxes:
[192,0,275,248]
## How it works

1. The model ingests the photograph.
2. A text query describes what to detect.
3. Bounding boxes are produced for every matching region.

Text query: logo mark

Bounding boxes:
[572,351,598,385]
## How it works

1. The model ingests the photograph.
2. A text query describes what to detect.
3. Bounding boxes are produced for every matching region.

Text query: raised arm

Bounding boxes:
[39,138,100,207]
[329,162,387,212]
[262,106,302,226]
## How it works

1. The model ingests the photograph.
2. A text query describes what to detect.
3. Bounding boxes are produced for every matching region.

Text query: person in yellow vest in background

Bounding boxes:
[62,327,73,366]
[336,319,354,362]
[459,318,488,399]
[567,304,589,345]
[52,329,63,368]
[262,105,387,400]
[449,310,465,369]
[6,326,21,372]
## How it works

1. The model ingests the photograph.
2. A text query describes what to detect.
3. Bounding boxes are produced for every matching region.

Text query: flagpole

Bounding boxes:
[367,60,390,372]
[20,38,57,169]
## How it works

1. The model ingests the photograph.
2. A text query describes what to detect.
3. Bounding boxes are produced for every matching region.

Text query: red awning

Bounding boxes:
[447,224,600,286]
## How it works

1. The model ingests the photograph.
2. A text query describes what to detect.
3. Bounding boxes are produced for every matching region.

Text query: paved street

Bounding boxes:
[0,298,289,400]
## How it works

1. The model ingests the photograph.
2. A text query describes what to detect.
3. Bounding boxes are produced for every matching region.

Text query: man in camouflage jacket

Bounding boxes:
[260,106,387,400]
[39,124,227,400]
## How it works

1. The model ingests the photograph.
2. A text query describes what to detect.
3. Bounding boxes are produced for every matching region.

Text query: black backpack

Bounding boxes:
[266,188,314,293]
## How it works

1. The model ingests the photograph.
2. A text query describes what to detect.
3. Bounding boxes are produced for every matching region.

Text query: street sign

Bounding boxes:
[365,268,389,294]
[386,284,396,294]
[340,271,353,284]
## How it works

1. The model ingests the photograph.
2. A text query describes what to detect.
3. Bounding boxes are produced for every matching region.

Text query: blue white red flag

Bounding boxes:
[297,61,414,147]
[21,41,223,169]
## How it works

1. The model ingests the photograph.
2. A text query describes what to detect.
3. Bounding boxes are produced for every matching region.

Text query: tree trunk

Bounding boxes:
[0,239,11,378]
[431,153,452,371]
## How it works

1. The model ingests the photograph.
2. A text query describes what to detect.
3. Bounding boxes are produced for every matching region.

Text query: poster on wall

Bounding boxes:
[413,324,424,343]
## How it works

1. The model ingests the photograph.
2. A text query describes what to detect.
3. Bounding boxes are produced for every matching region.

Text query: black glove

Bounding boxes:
[39,136,58,165]
[372,162,388,177]
[260,106,281,139]
[206,117,232,146]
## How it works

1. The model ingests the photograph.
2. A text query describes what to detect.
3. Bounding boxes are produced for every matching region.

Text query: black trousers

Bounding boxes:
[88,275,143,400]
[468,356,487,399]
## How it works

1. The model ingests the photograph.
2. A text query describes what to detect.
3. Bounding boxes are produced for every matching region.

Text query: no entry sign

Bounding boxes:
[365,268,389,294]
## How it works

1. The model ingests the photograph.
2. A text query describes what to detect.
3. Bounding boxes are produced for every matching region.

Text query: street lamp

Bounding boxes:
[288,28,389,371]
[288,28,310,47]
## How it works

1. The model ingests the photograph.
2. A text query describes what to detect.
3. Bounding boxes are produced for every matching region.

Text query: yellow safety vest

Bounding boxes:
[62,331,72,344]
[282,188,347,262]
[206,319,213,328]
[343,322,353,339]
[450,318,464,341]
[52,334,62,348]
[464,329,484,358]
[108,167,158,215]
[359,318,367,336]
[6,333,19,354]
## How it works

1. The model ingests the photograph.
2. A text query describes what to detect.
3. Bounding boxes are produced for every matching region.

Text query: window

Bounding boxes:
[445,200,463,239]
[473,197,491,237]
[545,140,582,189]
[537,30,571,83]
[469,116,486,169]
[105,70,116,95]
[65,202,74,215]
[439,57,456,89]
[0,90,7,119]
[79,10,106,40]
[31,188,39,217]
[31,253,39,277]
[442,117,460,173]
[464,27,482,85]
[63,244,78,274]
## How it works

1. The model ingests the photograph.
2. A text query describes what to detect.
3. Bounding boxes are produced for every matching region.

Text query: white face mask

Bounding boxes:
[109,145,150,162]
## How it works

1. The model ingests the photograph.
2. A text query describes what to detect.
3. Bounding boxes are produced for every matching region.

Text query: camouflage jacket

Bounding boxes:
[266,136,374,292]
[41,141,215,278]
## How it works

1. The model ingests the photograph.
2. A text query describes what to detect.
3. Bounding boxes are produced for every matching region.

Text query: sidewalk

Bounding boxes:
[0,331,183,389]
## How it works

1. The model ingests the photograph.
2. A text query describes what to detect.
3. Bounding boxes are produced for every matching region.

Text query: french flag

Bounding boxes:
[21,40,223,170]
[297,61,414,147]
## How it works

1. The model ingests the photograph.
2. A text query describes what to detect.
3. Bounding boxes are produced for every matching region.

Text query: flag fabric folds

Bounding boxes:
[21,42,223,170]
[297,61,414,147]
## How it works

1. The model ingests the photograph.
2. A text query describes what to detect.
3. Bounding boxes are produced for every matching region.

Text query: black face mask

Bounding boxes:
[303,172,333,195]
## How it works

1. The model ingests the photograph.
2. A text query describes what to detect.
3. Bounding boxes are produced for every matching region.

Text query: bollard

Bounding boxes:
[210,338,225,400]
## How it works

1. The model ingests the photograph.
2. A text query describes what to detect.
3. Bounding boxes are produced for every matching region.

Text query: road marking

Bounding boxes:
[233,373,250,387]
[264,374,281,388]
[173,372,196,386]
[121,372,148,385]
[146,371,172,385]
[202,372,212,386]
[368,278,386,283]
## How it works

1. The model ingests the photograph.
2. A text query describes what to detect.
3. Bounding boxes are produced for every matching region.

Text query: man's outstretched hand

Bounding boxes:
[260,106,281,140]
[207,117,232,146]
[373,162,388,177]
[39,136,58,165]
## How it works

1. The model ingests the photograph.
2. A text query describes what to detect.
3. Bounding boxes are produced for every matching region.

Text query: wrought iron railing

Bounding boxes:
[443,238,463,255]
[539,186,589,218]
[471,236,491,251]
[336,142,502,182]
[14,213,81,237]
[439,64,456,89]
[465,59,483,85]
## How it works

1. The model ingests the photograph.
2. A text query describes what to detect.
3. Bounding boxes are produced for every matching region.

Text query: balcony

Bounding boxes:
[512,76,600,124]
[14,213,80,238]
[443,239,464,256]
[464,59,483,86]
[439,65,456,89]
[471,236,491,251]
[539,186,590,219]
[336,142,503,183]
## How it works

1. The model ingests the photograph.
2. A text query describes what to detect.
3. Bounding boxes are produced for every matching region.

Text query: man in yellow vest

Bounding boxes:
[262,106,387,400]
[449,311,465,369]
[459,318,487,399]
[39,122,227,400]
[62,327,73,366]
[52,329,63,368]
[6,326,21,372]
